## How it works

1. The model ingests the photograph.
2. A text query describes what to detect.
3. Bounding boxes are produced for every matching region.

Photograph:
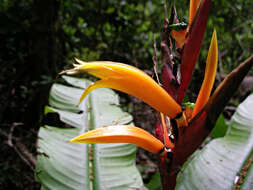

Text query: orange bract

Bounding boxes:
[189,0,201,27]
[62,59,182,119]
[70,125,165,154]
[192,29,218,118]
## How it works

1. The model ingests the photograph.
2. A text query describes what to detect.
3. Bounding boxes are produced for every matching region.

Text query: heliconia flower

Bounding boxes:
[62,28,217,155]
[192,29,218,118]
[62,58,183,120]
[70,125,167,155]
[61,19,218,157]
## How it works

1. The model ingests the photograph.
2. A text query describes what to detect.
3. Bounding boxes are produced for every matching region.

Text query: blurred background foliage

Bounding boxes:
[0,0,252,189]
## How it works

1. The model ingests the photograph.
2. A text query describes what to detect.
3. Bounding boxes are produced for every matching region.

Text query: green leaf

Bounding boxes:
[176,94,253,190]
[211,114,228,138]
[145,171,162,190]
[36,76,143,190]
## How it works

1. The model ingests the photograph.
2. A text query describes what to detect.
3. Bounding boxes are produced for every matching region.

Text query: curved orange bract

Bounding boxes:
[70,125,165,154]
[192,29,218,118]
[63,59,182,119]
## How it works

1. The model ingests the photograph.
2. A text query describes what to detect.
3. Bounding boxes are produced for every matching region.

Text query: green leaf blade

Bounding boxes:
[36,126,89,190]
[36,76,143,190]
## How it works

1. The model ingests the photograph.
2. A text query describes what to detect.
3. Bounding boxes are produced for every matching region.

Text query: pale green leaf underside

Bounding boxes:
[36,76,143,190]
[176,95,253,190]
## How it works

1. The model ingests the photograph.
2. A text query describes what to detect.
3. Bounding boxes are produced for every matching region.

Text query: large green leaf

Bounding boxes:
[35,76,143,190]
[176,95,253,189]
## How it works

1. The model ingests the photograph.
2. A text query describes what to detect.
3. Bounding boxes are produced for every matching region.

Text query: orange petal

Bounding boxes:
[192,29,218,118]
[70,125,165,154]
[63,59,182,119]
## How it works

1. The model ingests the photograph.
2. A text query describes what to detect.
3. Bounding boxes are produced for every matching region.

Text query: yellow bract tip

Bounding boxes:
[189,0,201,26]
[192,29,218,118]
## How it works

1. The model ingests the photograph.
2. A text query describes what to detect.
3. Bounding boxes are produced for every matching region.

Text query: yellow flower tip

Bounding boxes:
[192,29,218,118]
[189,0,201,26]
[65,60,182,118]
[69,136,81,143]
[58,62,85,76]
[69,125,165,154]
[59,69,77,75]
[74,57,85,64]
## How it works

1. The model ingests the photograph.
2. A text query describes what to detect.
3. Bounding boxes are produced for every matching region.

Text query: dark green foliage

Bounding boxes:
[60,0,166,68]
[206,0,253,73]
